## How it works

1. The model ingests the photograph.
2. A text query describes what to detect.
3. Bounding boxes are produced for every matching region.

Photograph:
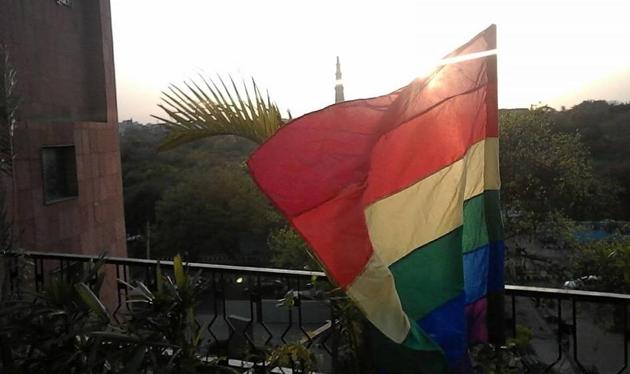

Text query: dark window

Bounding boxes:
[41,145,78,204]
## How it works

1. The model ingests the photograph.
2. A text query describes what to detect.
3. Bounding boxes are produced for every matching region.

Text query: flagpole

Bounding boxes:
[483,25,506,347]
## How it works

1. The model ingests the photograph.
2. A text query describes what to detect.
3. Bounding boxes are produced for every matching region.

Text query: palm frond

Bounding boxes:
[153,75,286,150]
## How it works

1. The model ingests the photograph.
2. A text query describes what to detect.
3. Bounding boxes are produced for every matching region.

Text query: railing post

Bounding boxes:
[33,257,44,292]
[545,298,563,372]
[572,297,589,373]
[618,302,628,374]
[8,255,19,297]
[330,297,341,374]
[487,291,505,345]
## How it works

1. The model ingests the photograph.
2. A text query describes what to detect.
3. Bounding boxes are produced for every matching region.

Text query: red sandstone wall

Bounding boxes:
[2,0,127,259]
[13,121,126,257]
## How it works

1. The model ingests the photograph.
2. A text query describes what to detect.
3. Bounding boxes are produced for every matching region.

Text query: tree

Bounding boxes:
[120,123,265,258]
[152,163,281,261]
[553,100,630,219]
[499,108,596,237]
[267,226,321,270]
[572,236,630,294]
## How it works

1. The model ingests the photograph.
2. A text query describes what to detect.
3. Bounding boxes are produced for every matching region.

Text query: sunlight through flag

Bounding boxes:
[248,25,504,372]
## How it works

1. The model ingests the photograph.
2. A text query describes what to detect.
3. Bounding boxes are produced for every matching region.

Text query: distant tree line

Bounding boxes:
[499,101,630,234]
[119,100,630,269]
[552,100,630,220]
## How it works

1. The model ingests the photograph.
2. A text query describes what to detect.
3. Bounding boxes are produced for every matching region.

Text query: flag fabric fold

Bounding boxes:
[248,25,503,371]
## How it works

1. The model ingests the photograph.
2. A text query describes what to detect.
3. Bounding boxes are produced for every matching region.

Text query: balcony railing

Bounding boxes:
[1,250,629,373]
[506,285,629,373]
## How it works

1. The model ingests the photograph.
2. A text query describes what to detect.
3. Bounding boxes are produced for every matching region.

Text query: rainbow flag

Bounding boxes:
[248,25,503,371]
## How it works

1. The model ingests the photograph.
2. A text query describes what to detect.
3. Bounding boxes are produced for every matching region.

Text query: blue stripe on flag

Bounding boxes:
[463,245,489,304]
[463,241,504,304]
[418,293,466,365]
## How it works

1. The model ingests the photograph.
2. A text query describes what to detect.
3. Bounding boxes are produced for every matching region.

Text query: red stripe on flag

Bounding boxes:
[249,95,398,286]
[363,84,495,205]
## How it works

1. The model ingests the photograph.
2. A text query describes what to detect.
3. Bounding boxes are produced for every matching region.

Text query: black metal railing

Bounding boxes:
[506,285,630,373]
[2,251,629,373]
[1,250,338,372]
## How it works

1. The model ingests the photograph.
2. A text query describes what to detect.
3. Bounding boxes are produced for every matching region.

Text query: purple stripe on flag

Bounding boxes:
[465,297,488,343]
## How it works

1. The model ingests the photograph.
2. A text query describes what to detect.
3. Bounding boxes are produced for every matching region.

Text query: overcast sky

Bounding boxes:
[111,0,630,123]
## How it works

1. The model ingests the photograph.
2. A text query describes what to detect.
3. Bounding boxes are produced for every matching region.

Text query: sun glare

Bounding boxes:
[110,0,630,122]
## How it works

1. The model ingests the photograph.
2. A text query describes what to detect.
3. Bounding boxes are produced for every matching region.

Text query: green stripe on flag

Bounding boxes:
[368,323,449,374]
[390,190,502,322]
[391,228,464,319]
[462,190,503,253]
[484,190,504,243]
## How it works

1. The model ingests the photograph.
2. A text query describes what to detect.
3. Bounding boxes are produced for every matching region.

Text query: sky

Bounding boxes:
[111,0,630,123]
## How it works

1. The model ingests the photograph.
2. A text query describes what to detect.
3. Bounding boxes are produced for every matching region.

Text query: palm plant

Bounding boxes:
[0,44,18,177]
[153,76,288,151]
[0,257,110,374]
[0,45,18,302]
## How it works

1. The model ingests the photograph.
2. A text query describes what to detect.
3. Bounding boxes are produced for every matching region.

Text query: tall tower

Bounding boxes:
[1,0,127,257]
[335,56,345,103]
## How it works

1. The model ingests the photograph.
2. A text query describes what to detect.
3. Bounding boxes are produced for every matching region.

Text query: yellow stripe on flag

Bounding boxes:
[344,138,499,345]
[346,253,411,343]
[364,138,499,267]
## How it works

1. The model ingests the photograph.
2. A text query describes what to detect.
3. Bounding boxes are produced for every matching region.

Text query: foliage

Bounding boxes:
[469,324,532,373]
[0,44,18,177]
[0,254,349,373]
[0,255,242,374]
[0,46,17,288]
[153,164,281,261]
[0,257,109,374]
[499,108,595,238]
[506,324,533,351]
[571,237,630,293]
[154,76,287,150]
[267,343,317,373]
[277,285,373,373]
[91,255,239,373]
[0,188,13,253]
[553,100,630,219]
[120,124,256,236]
[331,297,377,374]
[267,226,321,270]
[120,123,177,241]
[470,343,523,374]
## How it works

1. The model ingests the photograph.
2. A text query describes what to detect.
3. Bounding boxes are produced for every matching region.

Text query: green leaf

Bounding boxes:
[153,75,286,150]
[173,254,186,289]
[75,283,109,322]
[156,261,163,293]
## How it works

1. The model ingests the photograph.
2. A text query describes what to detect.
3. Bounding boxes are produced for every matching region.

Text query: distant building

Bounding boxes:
[335,56,345,103]
[1,0,126,257]
[118,119,142,135]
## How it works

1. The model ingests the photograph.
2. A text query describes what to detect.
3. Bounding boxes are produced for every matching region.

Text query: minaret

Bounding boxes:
[335,56,345,103]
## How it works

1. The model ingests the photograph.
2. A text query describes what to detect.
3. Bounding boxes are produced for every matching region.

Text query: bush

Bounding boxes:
[0,257,110,373]
[572,237,630,293]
